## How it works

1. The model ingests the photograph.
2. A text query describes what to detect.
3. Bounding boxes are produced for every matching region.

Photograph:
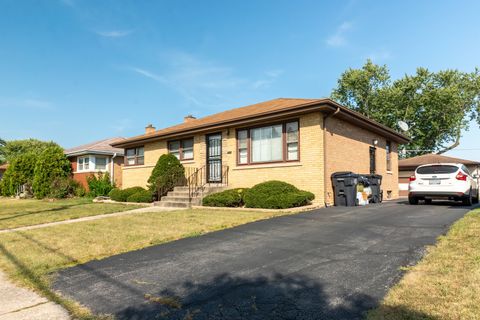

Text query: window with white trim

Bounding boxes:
[95,157,108,171]
[78,156,89,171]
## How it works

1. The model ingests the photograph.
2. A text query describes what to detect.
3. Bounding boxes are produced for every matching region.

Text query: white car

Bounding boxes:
[408,163,479,205]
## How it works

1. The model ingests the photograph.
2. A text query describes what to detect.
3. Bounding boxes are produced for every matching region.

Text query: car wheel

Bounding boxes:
[424,198,432,205]
[409,196,419,205]
[473,190,479,204]
[463,190,473,206]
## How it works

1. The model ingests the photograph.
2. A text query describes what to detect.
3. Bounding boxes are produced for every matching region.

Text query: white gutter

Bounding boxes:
[110,153,117,185]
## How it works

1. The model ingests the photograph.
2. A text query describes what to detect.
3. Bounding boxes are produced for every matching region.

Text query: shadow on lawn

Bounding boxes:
[0,203,85,225]
[0,231,148,319]
[2,232,438,320]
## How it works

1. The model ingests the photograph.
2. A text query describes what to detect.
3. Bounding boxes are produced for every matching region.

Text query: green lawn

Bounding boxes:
[0,198,142,229]
[0,206,297,319]
[368,208,480,320]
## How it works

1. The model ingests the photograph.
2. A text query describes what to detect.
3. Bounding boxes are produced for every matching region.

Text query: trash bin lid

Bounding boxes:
[331,171,358,178]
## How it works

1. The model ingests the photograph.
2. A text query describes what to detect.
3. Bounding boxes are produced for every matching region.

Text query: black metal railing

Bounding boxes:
[156,166,198,200]
[187,165,229,201]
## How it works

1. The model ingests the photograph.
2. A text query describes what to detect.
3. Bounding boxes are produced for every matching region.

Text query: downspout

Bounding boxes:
[111,153,117,186]
[323,107,340,207]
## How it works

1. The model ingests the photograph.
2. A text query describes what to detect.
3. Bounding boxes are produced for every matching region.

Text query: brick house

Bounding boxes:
[398,153,480,197]
[112,98,410,206]
[64,137,126,190]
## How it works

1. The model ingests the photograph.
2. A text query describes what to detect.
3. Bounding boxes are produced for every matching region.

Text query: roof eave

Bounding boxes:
[112,100,411,148]
[64,150,124,157]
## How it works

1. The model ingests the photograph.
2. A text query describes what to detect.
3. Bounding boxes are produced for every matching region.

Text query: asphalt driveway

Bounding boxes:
[53,201,473,319]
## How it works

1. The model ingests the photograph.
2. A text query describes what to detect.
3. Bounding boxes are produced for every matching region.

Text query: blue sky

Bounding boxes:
[1,0,479,160]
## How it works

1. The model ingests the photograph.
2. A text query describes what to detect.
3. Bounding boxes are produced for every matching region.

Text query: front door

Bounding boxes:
[207,133,222,183]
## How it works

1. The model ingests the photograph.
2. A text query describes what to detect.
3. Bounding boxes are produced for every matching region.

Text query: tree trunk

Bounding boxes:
[436,129,461,154]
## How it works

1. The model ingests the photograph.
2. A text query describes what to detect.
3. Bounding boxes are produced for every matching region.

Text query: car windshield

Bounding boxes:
[417,165,458,174]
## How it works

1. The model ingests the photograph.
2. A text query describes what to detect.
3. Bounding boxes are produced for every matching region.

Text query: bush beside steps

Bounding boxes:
[108,187,153,203]
[202,181,315,209]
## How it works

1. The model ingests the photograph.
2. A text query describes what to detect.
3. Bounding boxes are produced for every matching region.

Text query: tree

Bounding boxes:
[331,59,390,118]
[148,154,185,200]
[0,152,37,196]
[0,139,59,163]
[331,61,480,156]
[32,146,71,199]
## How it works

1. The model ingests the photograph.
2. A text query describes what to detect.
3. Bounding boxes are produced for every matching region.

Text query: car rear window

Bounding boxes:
[417,165,458,174]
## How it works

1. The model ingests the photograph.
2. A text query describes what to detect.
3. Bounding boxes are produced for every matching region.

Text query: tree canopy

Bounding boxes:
[0,139,60,163]
[32,145,71,199]
[331,60,480,156]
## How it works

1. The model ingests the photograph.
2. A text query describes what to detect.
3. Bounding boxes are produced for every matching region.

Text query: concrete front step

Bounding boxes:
[154,185,227,209]
[161,196,190,203]
[168,191,191,197]
[155,201,191,208]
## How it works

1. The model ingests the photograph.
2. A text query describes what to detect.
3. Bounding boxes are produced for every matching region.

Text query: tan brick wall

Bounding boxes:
[324,116,399,205]
[113,157,124,188]
[225,112,325,204]
[121,111,400,206]
[121,113,325,204]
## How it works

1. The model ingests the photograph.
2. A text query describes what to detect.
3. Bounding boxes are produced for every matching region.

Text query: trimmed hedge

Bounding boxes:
[126,189,153,203]
[244,180,315,209]
[148,154,185,200]
[108,187,146,202]
[202,188,249,207]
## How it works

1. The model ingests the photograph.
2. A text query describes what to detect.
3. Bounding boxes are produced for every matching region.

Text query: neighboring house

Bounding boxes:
[0,163,8,180]
[112,98,410,206]
[64,137,126,190]
[398,153,480,197]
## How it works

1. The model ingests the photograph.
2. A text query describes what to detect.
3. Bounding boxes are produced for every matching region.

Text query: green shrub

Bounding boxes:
[126,189,153,203]
[202,188,249,207]
[49,177,83,199]
[0,152,37,196]
[148,154,185,200]
[108,186,146,202]
[86,172,114,197]
[244,180,315,209]
[32,146,71,199]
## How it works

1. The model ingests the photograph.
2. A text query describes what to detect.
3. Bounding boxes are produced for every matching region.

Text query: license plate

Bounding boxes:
[429,179,441,185]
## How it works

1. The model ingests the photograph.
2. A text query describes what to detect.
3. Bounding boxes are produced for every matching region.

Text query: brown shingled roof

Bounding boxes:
[64,137,126,156]
[399,153,480,169]
[113,98,410,148]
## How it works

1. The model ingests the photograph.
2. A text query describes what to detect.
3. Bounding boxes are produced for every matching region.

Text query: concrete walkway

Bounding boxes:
[0,271,69,320]
[0,206,179,234]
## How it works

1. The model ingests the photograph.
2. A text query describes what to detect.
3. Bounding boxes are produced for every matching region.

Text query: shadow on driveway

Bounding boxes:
[117,272,436,320]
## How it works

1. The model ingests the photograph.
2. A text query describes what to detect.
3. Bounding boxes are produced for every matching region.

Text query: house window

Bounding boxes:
[126,147,144,166]
[386,141,392,171]
[286,122,299,161]
[95,157,108,171]
[237,130,248,164]
[237,120,299,165]
[78,156,89,171]
[168,138,194,160]
[369,146,376,174]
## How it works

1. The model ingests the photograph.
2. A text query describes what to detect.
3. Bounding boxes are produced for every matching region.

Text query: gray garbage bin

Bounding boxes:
[331,172,359,206]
